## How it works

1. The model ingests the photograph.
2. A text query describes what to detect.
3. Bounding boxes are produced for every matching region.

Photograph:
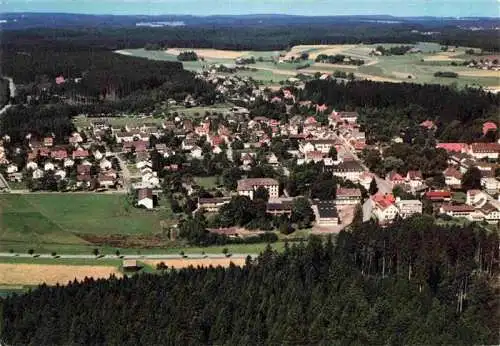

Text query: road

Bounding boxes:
[335,133,392,194]
[0,252,259,260]
[0,77,16,116]
[116,154,133,190]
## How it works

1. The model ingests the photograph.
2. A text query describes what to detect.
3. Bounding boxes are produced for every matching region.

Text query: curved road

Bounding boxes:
[0,76,16,115]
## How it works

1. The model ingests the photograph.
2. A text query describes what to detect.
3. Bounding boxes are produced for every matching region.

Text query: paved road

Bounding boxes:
[336,133,392,194]
[0,77,16,116]
[116,154,133,189]
[0,252,259,260]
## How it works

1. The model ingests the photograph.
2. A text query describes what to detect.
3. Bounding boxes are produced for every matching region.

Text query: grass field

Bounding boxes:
[193,176,219,189]
[118,44,500,88]
[0,194,173,253]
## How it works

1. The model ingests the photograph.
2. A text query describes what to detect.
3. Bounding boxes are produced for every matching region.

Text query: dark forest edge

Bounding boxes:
[1,215,498,345]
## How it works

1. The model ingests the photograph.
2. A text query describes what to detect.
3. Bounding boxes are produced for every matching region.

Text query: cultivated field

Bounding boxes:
[0,263,121,285]
[117,43,500,88]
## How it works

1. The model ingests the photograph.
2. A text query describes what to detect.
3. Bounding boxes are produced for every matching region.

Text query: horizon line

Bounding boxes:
[1,12,500,19]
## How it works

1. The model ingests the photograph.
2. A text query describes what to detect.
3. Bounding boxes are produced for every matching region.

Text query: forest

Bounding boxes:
[300,80,500,142]
[1,18,500,52]
[0,78,10,107]
[1,215,498,345]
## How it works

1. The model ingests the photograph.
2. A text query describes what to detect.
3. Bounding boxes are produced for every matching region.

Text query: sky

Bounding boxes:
[1,0,499,17]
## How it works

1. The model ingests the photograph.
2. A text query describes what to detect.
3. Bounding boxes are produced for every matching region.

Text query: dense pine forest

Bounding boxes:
[2,216,498,345]
[301,80,500,142]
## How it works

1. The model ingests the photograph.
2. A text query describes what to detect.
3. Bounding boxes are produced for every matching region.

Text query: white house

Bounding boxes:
[372,193,398,224]
[44,162,55,171]
[63,158,75,168]
[466,190,489,207]
[32,168,44,179]
[395,198,423,218]
[237,178,279,200]
[6,164,18,174]
[443,167,462,189]
[26,161,38,171]
[481,177,500,194]
[137,188,154,209]
[100,158,112,170]
[335,188,362,205]
[191,146,203,159]
[93,150,104,161]
[55,169,67,180]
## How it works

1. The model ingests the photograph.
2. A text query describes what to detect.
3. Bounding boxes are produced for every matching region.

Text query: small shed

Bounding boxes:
[122,259,142,272]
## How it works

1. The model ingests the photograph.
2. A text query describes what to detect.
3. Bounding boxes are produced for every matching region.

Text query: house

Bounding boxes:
[115,132,135,143]
[481,177,500,194]
[51,149,68,160]
[330,160,365,182]
[426,190,452,203]
[99,158,112,170]
[55,169,67,180]
[137,188,154,210]
[420,120,436,131]
[190,146,203,159]
[6,164,18,174]
[266,153,279,166]
[266,200,294,216]
[77,164,91,176]
[395,198,423,218]
[469,143,500,160]
[372,193,398,224]
[483,121,498,136]
[241,153,254,166]
[335,188,362,205]
[444,167,462,189]
[386,171,405,187]
[72,149,89,160]
[32,169,44,179]
[314,201,339,225]
[359,172,375,191]
[182,138,197,151]
[308,139,337,154]
[69,132,83,145]
[338,111,359,124]
[155,143,167,153]
[439,204,476,220]
[197,197,231,212]
[479,202,500,223]
[305,150,325,163]
[466,190,489,207]
[436,143,468,154]
[93,150,104,161]
[406,170,424,191]
[63,158,75,168]
[44,162,55,171]
[237,178,279,200]
[26,161,38,171]
[43,137,54,147]
[98,174,115,189]
[123,141,148,153]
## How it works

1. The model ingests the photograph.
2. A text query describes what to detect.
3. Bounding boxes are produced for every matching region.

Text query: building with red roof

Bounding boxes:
[436,143,468,153]
[372,193,398,224]
[469,143,500,160]
[482,121,498,136]
[425,190,452,202]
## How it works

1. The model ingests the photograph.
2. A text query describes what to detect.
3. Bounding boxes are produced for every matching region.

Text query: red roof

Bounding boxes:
[372,193,396,209]
[436,143,468,153]
[51,149,68,160]
[420,120,436,130]
[211,135,224,146]
[316,104,328,112]
[441,204,474,213]
[387,171,405,182]
[443,167,462,179]
[425,191,452,200]
[483,121,498,136]
[337,188,362,197]
[73,149,89,159]
[305,116,317,125]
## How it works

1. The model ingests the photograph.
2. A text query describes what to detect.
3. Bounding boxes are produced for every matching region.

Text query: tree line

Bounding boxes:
[1,215,498,345]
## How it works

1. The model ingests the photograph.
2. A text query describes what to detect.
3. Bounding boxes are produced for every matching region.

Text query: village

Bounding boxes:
[0,69,498,241]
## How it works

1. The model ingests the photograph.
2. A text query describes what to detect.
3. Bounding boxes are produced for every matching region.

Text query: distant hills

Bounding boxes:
[1,12,499,30]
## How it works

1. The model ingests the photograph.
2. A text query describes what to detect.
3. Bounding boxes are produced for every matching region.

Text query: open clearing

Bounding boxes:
[0,263,121,285]
[118,43,499,88]
[143,257,246,268]
[0,194,172,252]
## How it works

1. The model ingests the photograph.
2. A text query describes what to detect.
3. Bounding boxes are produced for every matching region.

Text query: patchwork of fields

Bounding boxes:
[117,42,500,88]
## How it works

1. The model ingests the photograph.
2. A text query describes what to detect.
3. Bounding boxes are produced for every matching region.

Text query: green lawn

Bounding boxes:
[0,194,172,252]
[194,176,219,189]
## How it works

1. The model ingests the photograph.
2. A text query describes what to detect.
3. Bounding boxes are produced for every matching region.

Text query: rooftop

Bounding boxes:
[237,178,279,191]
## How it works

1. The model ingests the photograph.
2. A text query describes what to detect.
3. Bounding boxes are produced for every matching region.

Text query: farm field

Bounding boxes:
[117,43,500,88]
[0,193,172,253]
[0,263,122,285]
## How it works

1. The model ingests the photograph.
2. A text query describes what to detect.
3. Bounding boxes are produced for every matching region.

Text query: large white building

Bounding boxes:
[237,178,279,200]
[395,198,423,218]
